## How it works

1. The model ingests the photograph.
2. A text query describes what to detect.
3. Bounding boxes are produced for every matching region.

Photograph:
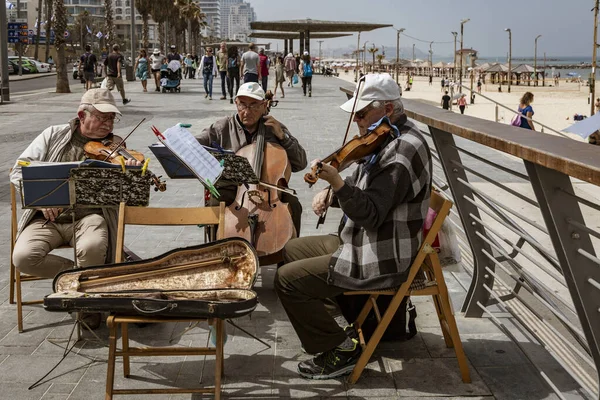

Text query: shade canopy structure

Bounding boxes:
[250,19,392,55]
[249,32,353,40]
[511,64,536,73]
[484,63,509,73]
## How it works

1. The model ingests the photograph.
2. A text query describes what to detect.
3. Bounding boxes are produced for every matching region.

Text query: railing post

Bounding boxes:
[495,104,499,123]
[430,127,496,317]
[525,161,600,381]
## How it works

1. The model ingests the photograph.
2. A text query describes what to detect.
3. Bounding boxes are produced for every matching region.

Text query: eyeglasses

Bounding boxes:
[235,101,265,111]
[85,110,120,123]
[354,105,374,120]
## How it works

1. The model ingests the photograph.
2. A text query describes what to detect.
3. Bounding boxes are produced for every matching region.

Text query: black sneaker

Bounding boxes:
[302,325,358,354]
[297,339,361,380]
[123,98,131,105]
[155,87,160,92]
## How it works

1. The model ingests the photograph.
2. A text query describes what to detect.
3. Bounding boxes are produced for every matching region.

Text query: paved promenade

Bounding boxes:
[0,74,583,399]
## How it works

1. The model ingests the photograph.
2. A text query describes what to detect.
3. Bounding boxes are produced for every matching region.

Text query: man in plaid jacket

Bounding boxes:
[275,74,432,380]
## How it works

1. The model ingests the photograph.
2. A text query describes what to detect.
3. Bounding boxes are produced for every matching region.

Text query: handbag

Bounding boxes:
[292,74,299,85]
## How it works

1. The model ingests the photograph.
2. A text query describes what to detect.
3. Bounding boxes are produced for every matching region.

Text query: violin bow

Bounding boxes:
[102,117,147,162]
[316,77,366,228]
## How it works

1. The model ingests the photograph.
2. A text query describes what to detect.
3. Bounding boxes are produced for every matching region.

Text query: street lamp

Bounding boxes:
[355,32,361,82]
[429,41,433,77]
[534,34,542,86]
[395,27,405,84]
[363,41,369,73]
[412,43,415,61]
[459,18,470,93]
[451,32,458,80]
[505,28,512,93]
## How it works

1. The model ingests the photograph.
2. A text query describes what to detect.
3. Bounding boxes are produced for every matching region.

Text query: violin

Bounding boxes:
[83,136,167,192]
[304,120,394,186]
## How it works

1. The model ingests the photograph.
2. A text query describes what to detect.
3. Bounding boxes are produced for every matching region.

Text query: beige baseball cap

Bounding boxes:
[80,88,121,115]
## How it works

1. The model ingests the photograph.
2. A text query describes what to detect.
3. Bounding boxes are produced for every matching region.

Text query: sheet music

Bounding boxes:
[159,125,223,185]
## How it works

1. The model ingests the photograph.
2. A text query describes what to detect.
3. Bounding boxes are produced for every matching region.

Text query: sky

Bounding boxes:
[249,0,595,60]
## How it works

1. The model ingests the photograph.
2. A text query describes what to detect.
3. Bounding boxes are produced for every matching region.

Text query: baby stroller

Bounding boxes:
[160,60,182,93]
[323,67,334,77]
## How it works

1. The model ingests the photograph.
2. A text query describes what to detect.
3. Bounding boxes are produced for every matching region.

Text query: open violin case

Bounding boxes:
[44,238,259,319]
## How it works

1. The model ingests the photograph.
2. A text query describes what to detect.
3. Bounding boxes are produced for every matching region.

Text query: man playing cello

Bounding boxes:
[274,74,432,379]
[196,82,307,236]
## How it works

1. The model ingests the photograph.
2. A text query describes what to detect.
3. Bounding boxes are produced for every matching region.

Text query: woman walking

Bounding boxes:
[134,49,149,92]
[298,51,313,97]
[274,56,285,98]
[226,45,240,104]
[457,94,467,114]
[284,53,296,87]
[517,92,535,131]
[199,47,218,100]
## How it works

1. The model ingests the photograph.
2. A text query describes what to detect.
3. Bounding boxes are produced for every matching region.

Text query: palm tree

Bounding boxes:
[134,0,152,50]
[34,0,43,60]
[44,0,54,62]
[150,0,172,53]
[376,54,385,71]
[367,45,379,72]
[53,0,70,93]
[177,0,204,54]
[104,0,115,47]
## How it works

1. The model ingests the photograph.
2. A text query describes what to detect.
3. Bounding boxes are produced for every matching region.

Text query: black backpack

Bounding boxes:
[228,56,238,69]
[337,294,417,342]
[83,53,94,71]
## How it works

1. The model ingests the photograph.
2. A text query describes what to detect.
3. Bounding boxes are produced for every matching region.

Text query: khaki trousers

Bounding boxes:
[106,76,126,100]
[12,214,109,279]
[274,234,348,354]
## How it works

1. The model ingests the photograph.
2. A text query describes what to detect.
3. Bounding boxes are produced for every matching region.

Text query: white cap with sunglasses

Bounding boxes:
[340,74,401,113]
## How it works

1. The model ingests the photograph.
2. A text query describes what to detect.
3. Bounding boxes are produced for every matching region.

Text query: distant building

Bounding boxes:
[225,1,255,42]
[199,0,221,39]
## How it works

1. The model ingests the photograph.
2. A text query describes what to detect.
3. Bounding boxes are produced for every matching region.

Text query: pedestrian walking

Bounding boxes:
[149,48,165,91]
[457,94,467,114]
[227,45,240,104]
[516,92,536,131]
[258,48,270,92]
[217,42,229,99]
[184,54,195,79]
[477,78,482,94]
[429,75,433,86]
[441,91,451,110]
[440,77,445,93]
[79,44,97,91]
[298,51,313,97]
[240,43,260,83]
[103,44,130,105]
[199,47,218,99]
[284,53,296,87]
[595,98,600,114]
[274,56,285,99]
[134,49,149,92]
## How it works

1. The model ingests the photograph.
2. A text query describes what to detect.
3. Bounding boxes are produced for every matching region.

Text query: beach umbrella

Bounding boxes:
[562,112,600,139]
[566,72,580,77]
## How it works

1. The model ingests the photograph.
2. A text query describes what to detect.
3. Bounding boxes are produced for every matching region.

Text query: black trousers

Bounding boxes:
[274,235,347,354]
[228,70,240,98]
[301,76,312,95]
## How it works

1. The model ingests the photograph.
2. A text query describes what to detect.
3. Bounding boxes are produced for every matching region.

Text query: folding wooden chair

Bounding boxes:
[9,182,74,333]
[344,189,471,384]
[105,202,227,400]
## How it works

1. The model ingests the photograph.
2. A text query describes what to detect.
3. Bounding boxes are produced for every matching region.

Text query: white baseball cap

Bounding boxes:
[340,74,401,113]
[235,82,265,101]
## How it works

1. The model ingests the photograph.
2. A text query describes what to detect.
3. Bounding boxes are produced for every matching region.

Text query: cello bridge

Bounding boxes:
[248,190,264,205]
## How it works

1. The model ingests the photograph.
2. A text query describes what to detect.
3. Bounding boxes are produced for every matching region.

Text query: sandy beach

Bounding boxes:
[337,71,592,142]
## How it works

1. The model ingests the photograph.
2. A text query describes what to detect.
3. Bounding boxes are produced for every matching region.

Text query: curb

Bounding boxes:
[9,72,57,82]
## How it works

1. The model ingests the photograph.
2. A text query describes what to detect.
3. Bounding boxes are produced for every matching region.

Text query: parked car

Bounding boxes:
[8,59,32,74]
[24,58,50,73]
[8,57,38,73]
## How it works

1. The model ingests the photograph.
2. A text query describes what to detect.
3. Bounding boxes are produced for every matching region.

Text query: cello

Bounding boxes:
[222,91,296,259]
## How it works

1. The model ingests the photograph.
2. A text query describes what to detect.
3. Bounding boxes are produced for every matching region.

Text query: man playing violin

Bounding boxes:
[274,74,432,379]
[196,82,307,236]
[10,89,141,282]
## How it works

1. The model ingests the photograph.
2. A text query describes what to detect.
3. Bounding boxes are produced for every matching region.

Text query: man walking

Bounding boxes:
[240,43,260,83]
[258,48,270,92]
[79,44,97,91]
[441,91,451,110]
[216,42,229,100]
[103,44,130,105]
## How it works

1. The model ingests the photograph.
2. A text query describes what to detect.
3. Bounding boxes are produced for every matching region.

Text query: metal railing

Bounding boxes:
[404,97,600,399]
[340,86,600,399]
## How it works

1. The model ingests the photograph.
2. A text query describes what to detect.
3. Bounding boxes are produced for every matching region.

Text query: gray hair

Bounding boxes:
[372,99,405,124]
[78,104,95,114]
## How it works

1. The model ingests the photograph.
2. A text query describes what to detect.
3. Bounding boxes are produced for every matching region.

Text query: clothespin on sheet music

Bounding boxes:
[117,156,126,172]
[206,179,220,199]
[211,141,226,153]
[178,123,192,128]
[151,125,166,140]
[17,160,31,167]
[141,158,150,176]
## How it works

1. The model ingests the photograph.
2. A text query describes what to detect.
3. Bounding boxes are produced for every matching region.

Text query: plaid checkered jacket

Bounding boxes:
[328,119,432,291]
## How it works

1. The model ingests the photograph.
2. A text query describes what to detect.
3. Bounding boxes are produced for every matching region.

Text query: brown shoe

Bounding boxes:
[220,96,226,100]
